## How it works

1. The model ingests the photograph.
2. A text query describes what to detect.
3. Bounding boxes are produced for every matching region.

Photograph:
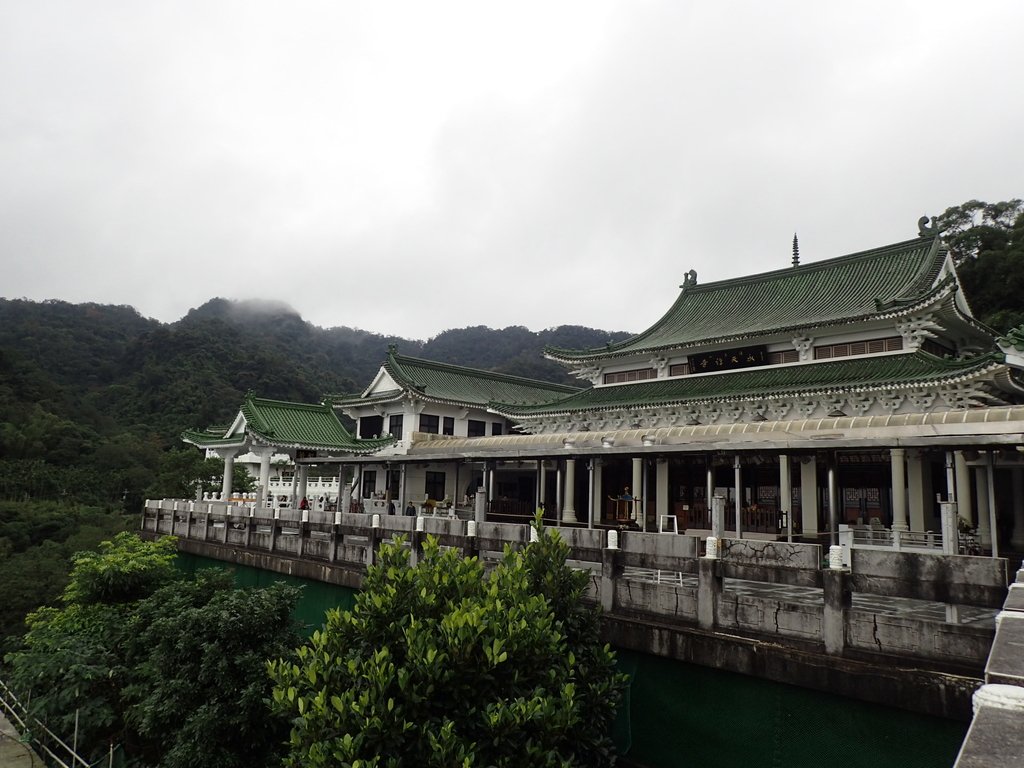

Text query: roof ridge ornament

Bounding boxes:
[792,233,800,267]
[680,269,698,290]
[918,215,938,238]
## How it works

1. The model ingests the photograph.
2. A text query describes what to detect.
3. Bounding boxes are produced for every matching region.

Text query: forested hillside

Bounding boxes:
[0,296,631,507]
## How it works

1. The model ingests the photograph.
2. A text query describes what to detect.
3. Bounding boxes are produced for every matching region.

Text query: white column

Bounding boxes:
[297,465,309,505]
[562,459,577,524]
[891,448,908,531]
[800,456,819,537]
[955,451,974,527]
[656,458,669,525]
[255,447,274,509]
[219,448,238,500]
[976,465,991,548]
[591,459,603,527]
[631,457,642,516]
[1011,468,1024,551]
[539,460,547,509]
[907,450,931,532]
[779,454,792,542]
[341,471,352,515]
[987,452,999,558]
[733,456,742,538]
[555,465,563,524]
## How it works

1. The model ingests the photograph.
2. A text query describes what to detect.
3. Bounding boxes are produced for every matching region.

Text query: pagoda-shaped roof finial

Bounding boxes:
[792,233,800,267]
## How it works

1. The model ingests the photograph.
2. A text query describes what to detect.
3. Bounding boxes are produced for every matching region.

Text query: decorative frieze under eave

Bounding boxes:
[510,365,1020,435]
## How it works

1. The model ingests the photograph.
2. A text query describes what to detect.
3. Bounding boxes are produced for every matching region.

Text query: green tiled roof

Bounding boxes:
[494,352,1005,417]
[330,350,580,408]
[184,394,395,452]
[998,325,1024,353]
[546,236,948,362]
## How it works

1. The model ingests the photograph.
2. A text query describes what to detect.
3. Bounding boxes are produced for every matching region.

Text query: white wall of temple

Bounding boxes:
[348,401,510,450]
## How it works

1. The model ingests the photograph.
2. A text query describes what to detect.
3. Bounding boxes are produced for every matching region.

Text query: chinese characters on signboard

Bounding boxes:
[689,345,768,373]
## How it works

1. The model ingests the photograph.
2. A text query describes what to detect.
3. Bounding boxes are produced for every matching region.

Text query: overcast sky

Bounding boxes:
[2,1,1022,340]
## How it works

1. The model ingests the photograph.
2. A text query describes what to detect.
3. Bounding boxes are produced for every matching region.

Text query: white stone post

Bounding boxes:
[987,451,999,558]
[955,451,975,527]
[562,459,577,524]
[733,456,742,539]
[779,454,792,542]
[1010,468,1024,551]
[976,465,992,548]
[907,450,931,532]
[341,476,352,516]
[219,448,238,502]
[891,448,908,531]
[800,456,819,537]
[631,457,642,520]
[255,447,274,510]
[297,465,309,508]
[656,458,669,528]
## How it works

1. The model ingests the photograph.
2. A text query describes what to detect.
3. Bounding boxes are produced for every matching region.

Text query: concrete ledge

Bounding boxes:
[601,613,979,721]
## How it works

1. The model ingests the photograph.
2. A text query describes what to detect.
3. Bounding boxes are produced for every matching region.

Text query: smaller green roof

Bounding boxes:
[998,325,1024,354]
[330,349,580,409]
[183,394,395,453]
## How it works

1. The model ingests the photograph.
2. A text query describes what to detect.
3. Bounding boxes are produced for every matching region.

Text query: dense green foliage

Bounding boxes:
[0,296,628,509]
[269,523,628,767]
[0,501,133,651]
[4,532,300,767]
[936,199,1024,331]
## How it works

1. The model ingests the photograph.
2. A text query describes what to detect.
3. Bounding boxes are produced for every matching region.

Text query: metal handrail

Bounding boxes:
[0,677,115,768]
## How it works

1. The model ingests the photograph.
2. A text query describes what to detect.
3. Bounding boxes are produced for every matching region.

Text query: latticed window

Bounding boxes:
[604,368,656,384]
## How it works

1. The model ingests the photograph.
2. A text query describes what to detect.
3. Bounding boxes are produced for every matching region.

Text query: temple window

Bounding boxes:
[443,416,455,435]
[468,419,486,437]
[420,414,439,434]
[425,471,446,500]
[492,422,504,436]
[388,414,403,440]
[815,337,902,360]
[604,367,657,384]
[359,414,383,439]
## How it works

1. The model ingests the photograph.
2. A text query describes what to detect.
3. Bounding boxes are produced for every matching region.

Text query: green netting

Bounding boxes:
[614,647,966,768]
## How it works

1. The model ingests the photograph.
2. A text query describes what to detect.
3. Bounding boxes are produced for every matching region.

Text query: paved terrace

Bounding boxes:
[142,500,1010,721]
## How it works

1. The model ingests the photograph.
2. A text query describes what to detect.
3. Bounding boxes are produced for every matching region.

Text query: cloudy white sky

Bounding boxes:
[2,1,1022,339]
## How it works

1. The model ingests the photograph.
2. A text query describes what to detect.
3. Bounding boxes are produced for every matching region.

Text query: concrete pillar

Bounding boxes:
[1011,468,1024,551]
[987,452,999,558]
[631,457,642,519]
[800,456,819,537]
[907,450,931,532]
[891,448,908,531]
[976,465,992,547]
[955,451,974,527]
[733,456,742,538]
[827,462,838,546]
[563,459,577,524]
[698,557,722,631]
[219,448,238,500]
[475,487,486,524]
[590,460,603,529]
[539,460,547,509]
[555,465,563,524]
[341,476,352,516]
[656,459,669,525]
[297,465,309,506]
[487,464,495,502]
[779,454,793,542]
[822,569,850,655]
[255,447,274,509]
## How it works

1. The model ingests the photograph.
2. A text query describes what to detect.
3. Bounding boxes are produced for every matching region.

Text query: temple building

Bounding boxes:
[182,219,1024,553]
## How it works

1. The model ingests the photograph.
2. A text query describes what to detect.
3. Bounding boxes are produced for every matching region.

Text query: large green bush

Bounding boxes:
[269,522,628,767]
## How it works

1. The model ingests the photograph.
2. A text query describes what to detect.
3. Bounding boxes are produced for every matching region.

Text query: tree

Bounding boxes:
[5,533,300,767]
[937,198,1024,332]
[269,521,628,767]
